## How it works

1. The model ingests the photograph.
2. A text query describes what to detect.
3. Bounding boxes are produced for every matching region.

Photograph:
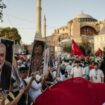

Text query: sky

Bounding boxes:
[1,0,105,44]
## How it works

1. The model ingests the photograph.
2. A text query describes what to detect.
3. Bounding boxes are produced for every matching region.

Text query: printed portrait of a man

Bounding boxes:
[0,38,14,91]
[30,40,45,75]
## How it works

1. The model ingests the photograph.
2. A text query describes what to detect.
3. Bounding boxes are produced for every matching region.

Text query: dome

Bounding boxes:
[99,26,105,34]
[74,12,93,18]
[72,11,97,22]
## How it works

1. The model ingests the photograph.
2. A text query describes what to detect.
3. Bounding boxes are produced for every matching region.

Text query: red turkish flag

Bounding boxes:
[34,78,105,105]
[95,48,103,57]
[71,39,84,58]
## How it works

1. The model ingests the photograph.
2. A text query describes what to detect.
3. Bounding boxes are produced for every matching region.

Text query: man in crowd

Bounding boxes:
[18,66,30,105]
[89,62,104,83]
[70,60,83,78]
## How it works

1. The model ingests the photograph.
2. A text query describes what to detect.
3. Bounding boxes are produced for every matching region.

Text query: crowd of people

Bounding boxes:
[56,56,104,83]
[0,41,105,105]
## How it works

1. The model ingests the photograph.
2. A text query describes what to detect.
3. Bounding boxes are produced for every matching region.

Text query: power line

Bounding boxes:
[6,13,35,24]
[5,9,13,26]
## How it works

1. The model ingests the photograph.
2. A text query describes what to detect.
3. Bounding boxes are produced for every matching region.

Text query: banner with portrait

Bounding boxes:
[43,47,49,76]
[0,38,14,91]
[30,39,46,75]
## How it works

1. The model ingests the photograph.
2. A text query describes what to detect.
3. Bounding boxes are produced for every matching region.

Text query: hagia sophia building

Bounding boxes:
[44,11,105,55]
[23,0,105,56]
[33,0,105,55]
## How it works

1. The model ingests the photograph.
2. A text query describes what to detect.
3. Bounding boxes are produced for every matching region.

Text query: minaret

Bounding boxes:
[43,15,46,38]
[35,0,42,39]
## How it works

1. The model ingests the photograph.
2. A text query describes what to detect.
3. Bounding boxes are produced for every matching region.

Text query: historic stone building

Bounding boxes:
[46,12,105,53]
[94,26,105,51]
[34,0,105,54]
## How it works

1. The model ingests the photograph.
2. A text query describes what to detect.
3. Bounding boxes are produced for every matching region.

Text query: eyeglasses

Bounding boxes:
[0,53,5,57]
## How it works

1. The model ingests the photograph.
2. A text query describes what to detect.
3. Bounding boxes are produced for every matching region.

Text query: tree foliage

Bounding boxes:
[0,27,21,44]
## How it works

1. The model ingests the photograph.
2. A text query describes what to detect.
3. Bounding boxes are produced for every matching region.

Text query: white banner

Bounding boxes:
[43,47,49,76]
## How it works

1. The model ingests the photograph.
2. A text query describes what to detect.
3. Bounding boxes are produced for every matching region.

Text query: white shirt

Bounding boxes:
[66,64,72,73]
[57,72,66,81]
[65,64,72,78]
[52,71,57,79]
[89,69,104,83]
[25,77,42,101]
[71,66,83,78]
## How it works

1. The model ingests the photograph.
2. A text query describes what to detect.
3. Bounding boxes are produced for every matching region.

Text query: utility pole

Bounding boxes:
[0,0,6,22]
